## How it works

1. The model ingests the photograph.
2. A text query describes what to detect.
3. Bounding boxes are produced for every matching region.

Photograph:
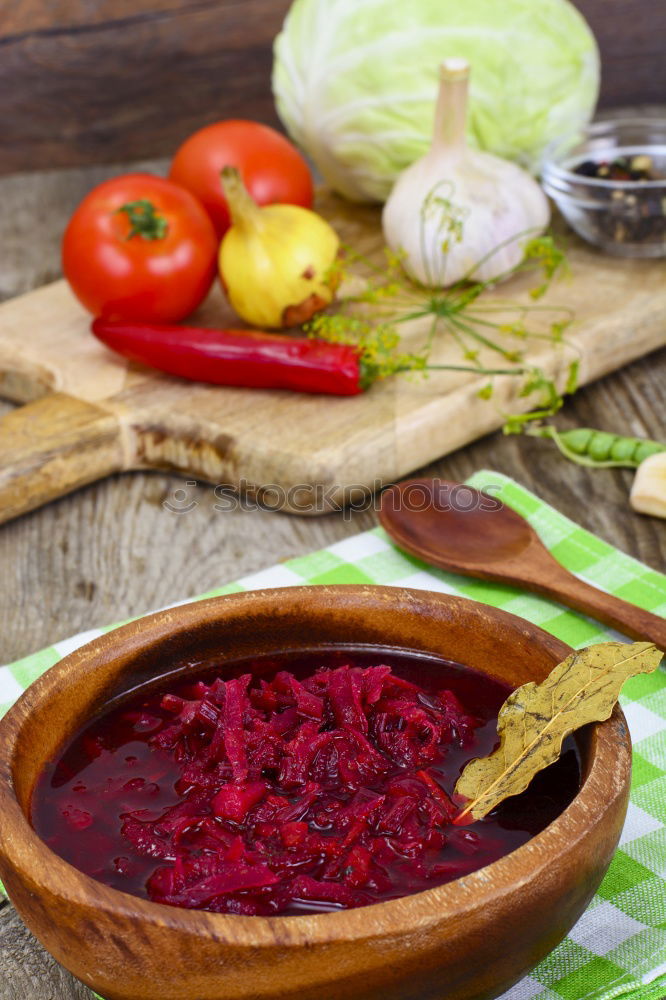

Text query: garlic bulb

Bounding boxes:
[630,452,666,518]
[219,167,340,329]
[382,58,550,288]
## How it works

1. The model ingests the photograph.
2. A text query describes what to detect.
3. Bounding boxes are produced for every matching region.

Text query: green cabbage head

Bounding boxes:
[273,0,599,202]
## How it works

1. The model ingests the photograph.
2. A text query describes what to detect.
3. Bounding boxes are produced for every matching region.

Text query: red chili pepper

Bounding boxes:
[91,318,364,396]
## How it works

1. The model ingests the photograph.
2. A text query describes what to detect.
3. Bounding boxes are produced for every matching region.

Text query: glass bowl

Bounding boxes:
[542,117,666,257]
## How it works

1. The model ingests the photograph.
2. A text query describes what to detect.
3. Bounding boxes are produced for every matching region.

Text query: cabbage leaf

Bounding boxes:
[273,0,599,201]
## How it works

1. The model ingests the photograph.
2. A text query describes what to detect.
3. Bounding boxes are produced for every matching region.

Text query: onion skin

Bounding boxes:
[218,167,340,329]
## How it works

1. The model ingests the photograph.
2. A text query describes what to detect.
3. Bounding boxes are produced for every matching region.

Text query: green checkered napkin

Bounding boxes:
[1,471,664,1000]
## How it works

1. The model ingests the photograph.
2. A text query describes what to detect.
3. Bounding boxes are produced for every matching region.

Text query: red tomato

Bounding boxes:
[169,120,314,236]
[62,174,218,323]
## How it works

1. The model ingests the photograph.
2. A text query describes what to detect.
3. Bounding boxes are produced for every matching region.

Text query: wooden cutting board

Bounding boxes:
[0,191,664,523]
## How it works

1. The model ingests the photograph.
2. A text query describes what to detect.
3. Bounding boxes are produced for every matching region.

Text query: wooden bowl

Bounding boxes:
[0,586,631,1000]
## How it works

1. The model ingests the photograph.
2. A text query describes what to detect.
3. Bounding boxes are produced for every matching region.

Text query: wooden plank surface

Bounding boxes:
[1,348,665,1000]
[0,0,290,175]
[575,0,666,107]
[1,0,665,175]
[1,189,665,522]
[0,147,665,997]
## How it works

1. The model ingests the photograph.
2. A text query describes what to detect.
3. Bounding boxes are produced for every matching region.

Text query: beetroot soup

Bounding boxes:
[32,649,580,915]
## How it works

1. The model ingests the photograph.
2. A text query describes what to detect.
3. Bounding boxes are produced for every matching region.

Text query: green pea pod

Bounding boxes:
[610,436,641,463]
[634,440,666,464]
[528,425,666,469]
[587,431,617,463]
[561,428,594,455]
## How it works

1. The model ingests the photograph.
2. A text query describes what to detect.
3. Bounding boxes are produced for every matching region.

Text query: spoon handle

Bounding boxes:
[535,568,666,649]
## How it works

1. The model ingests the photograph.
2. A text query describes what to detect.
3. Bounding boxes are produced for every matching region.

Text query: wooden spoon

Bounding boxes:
[379,478,666,649]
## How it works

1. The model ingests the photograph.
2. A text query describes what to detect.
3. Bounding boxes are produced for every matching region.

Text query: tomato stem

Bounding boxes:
[117,199,169,241]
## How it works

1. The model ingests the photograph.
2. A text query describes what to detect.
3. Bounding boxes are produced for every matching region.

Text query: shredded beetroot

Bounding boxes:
[32,652,580,915]
[128,663,483,913]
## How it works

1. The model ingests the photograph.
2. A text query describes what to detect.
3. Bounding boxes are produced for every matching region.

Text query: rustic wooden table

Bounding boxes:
[0,158,664,1000]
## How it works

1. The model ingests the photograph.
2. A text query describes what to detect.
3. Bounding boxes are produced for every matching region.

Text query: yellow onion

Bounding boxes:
[218,167,340,328]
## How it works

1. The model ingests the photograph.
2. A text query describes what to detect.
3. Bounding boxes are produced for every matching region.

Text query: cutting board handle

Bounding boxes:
[0,393,127,525]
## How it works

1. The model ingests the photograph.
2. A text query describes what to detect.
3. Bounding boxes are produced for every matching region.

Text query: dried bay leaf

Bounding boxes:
[455,641,663,823]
